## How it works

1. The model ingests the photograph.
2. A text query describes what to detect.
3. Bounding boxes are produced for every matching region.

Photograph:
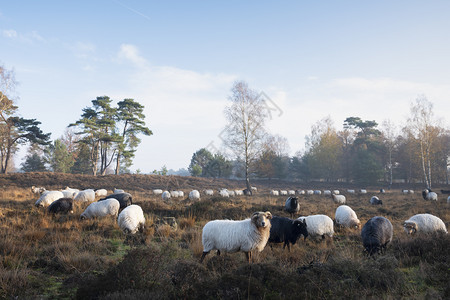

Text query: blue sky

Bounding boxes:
[1,1,449,173]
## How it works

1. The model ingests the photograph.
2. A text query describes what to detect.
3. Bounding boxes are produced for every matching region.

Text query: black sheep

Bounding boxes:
[285,197,300,218]
[99,192,132,209]
[361,216,393,256]
[268,216,308,251]
[48,198,73,214]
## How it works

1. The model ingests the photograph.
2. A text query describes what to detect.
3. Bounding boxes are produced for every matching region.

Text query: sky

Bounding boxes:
[1,1,449,173]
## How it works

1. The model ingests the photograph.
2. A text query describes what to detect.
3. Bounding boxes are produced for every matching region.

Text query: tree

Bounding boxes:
[188,148,214,177]
[406,96,440,189]
[380,119,398,188]
[71,143,92,174]
[114,99,152,175]
[21,144,47,172]
[0,117,50,173]
[46,139,74,173]
[0,63,17,123]
[223,81,268,193]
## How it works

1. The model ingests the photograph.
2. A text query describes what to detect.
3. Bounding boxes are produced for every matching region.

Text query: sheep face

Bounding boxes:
[293,219,308,239]
[252,211,272,229]
[403,222,417,234]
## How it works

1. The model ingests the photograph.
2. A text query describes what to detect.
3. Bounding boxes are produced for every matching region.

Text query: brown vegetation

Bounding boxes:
[0,173,449,299]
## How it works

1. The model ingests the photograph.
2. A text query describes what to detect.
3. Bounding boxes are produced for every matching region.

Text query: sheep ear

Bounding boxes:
[251,212,259,221]
[265,211,272,219]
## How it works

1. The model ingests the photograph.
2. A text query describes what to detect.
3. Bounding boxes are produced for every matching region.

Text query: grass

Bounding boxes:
[0,182,449,299]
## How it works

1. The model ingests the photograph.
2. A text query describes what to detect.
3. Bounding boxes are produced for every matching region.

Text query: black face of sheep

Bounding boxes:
[285,197,300,218]
[269,216,308,251]
[48,198,73,214]
[100,192,132,209]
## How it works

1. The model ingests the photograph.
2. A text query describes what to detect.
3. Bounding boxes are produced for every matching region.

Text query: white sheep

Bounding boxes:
[280,190,288,196]
[170,190,180,198]
[306,190,314,195]
[95,189,108,198]
[153,189,163,195]
[118,205,146,234]
[114,188,125,194]
[61,190,77,199]
[335,205,361,229]
[288,190,296,195]
[162,191,171,201]
[360,189,367,194]
[323,190,332,196]
[347,189,355,194]
[297,190,306,195]
[189,190,200,201]
[331,193,346,204]
[219,189,230,198]
[235,190,244,196]
[297,215,334,239]
[80,198,120,219]
[403,213,447,235]
[313,190,322,195]
[422,189,438,201]
[228,190,236,197]
[270,190,279,196]
[402,189,409,194]
[200,211,272,263]
[203,189,214,196]
[73,189,96,202]
[332,190,340,195]
[35,191,64,207]
[178,191,184,198]
[251,187,257,193]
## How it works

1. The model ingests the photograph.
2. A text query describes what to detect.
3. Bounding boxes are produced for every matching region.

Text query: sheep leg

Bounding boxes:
[216,250,221,256]
[200,251,209,263]
[245,251,252,263]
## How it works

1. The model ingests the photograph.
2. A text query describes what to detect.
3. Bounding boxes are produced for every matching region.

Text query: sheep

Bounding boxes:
[61,190,77,199]
[361,216,393,256]
[203,189,214,196]
[161,191,171,201]
[228,190,236,197]
[379,189,386,194]
[95,189,108,198]
[297,190,306,195]
[440,189,450,194]
[323,190,332,196]
[268,216,308,251]
[251,186,257,193]
[178,191,184,198]
[403,213,447,235]
[31,186,46,195]
[331,193,346,204]
[335,205,360,229]
[285,196,300,218]
[288,190,296,195]
[73,189,96,202]
[313,190,322,195]
[219,189,230,198]
[280,190,288,196]
[360,189,367,194]
[114,188,125,194]
[306,190,314,195]
[118,205,145,234]
[35,191,64,207]
[99,192,132,209]
[347,189,355,194]
[48,198,73,214]
[170,190,180,198]
[235,190,244,196]
[370,196,383,205]
[153,189,163,195]
[200,211,272,263]
[243,188,252,195]
[297,215,334,240]
[270,190,279,196]
[409,190,414,194]
[402,189,409,194]
[80,198,120,220]
[422,189,438,201]
[189,190,200,201]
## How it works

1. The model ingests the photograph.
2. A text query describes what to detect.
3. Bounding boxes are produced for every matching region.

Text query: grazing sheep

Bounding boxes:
[219,189,230,198]
[95,189,108,198]
[178,191,184,198]
[243,188,252,196]
[285,197,300,218]
[35,191,64,207]
[73,189,96,202]
[268,216,308,251]
[31,186,46,195]
[323,190,332,196]
[251,187,257,193]
[347,189,355,194]
[170,190,180,198]
[288,190,296,195]
[61,190,77,199]
[402,189,409,194]
[118,205,145,234]
[335,205,360,229]
[360,189,367,194]
[409,190,414,194]
[99,192,132,209]
[331,193,346,204]
[313,190,322,195]
[153,189,163,195]
[200,211,272,263]
[361,216,393,256]
[422,189,438,201]
[280,190,288,196]
[270,190,279,196]
[48,198,73,214]
[203,189,214,196]
[332,190,340,195]
[306,190,314,195]
[162,191,171,201]
[379,189,386,193]
[297,190,306,195]
[228,190,236,197]
[235,190,244,196]
[189,190,200,201]
[114,188,125,194]
[403,213,447,235]
[440,189,450,194]
[297,215,334,240]
[81,198,120,220]
[370,196,383,205]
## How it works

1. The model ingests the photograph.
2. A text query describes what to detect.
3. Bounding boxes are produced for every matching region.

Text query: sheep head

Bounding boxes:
[252,211,272,228]
[293,218,308,239]
[403,221,418,234]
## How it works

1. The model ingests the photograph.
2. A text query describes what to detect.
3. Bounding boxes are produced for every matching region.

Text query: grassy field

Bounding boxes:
[0,176,449,299]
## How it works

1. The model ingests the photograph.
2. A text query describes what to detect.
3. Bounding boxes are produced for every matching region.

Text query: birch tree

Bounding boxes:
[223,81,268,193]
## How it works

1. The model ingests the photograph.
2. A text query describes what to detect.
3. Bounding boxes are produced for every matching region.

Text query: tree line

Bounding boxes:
[189,82,449,188]
[1,63,152,175]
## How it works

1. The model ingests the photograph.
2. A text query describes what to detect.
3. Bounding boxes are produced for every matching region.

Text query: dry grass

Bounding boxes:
[0,181,449,299]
